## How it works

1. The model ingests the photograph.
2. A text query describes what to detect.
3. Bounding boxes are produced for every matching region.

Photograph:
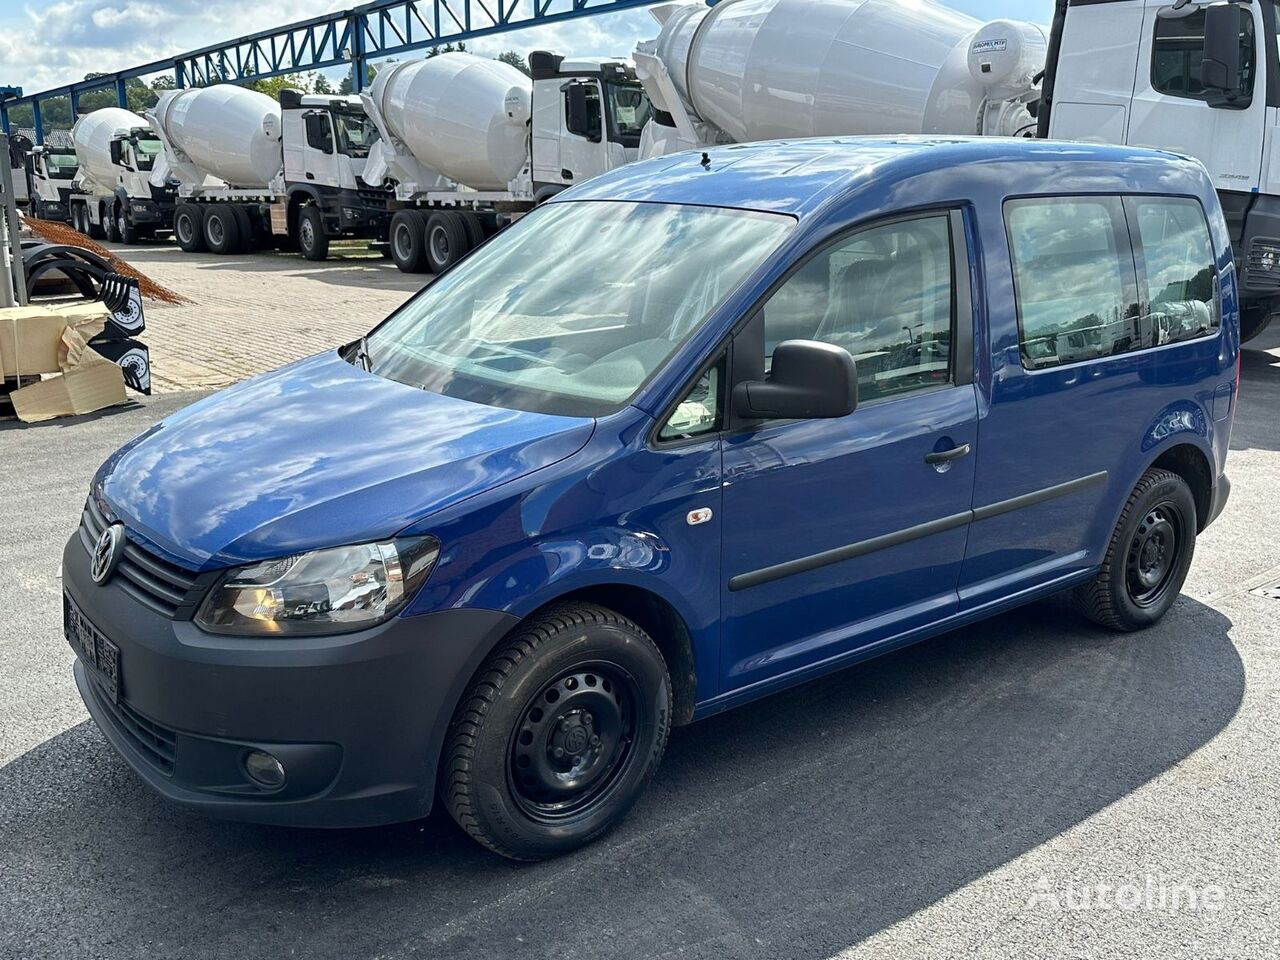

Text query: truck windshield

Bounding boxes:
[44,152,78,179]
[333,113,380,158]
[606,81,652,147]
[365,200,794,417]
[133,139,163,171]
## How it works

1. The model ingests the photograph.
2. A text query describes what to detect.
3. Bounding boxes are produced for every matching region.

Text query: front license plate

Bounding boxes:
[64,593,120,704]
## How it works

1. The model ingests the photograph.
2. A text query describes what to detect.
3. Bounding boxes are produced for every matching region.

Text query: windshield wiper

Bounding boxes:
[354,336,373,372]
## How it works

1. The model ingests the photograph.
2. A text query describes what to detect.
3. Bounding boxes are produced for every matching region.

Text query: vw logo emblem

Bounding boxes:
[91,524,126,585]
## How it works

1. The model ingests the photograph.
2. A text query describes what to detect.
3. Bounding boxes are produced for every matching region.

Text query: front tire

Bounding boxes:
[298,205,329,261]
[442,603,671,861]
[116,204,137,245]
[1075,468,1197,631]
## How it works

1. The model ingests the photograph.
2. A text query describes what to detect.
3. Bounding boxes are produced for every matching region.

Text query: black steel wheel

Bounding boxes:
[1076,468,1197,631]
[442,603,671,860]
[297,205,329,261]
[389,209,427,273]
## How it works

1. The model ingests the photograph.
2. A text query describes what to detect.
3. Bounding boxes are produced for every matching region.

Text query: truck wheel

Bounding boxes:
[1075,468,1197,631]
[116,204,137,245]
[1240,305,1274,344]
[101,205,118,243]
[458,210,485,250]
[203,204,241,255]
[230,204,254,253]
[87,206,105,240]
[424,211,468,274]
[389,210,427,273]
[298,206,329,261]
[174,204,207,253]
[441,602,671,861]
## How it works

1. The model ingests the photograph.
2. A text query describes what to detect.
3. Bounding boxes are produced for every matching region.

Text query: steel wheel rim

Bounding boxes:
[300,218,315,249]
[208,216,224,246]
[393,221,413,261]
[1126,501,1182,607]
[176,214,193,244]
[429,225,450,264]
[117,211,126,237]
[508,662,640,823]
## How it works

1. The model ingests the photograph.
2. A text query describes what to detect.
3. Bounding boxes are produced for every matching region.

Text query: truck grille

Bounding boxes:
[78,498,200,619]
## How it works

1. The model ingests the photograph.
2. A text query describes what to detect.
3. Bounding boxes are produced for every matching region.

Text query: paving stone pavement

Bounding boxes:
[98,240,428,393]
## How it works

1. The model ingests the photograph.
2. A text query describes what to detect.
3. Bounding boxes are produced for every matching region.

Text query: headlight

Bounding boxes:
[196,537,440,636]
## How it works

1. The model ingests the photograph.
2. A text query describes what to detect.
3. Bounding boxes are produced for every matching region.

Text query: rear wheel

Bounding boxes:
[389,210,427,273]
[203,204,240,255]
[116,204,137,245]
[230,204,254,253]
[442,603,671,861]
[174,204,207,253]
[87,206,105,240]
[101,205,118,242]
[297,205,329,261]
[458,210,485,250]
[424,211,468,274]
[1075,468,1197,631]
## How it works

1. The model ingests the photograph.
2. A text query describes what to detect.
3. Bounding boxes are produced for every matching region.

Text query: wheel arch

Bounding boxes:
[1146,441,1214,533]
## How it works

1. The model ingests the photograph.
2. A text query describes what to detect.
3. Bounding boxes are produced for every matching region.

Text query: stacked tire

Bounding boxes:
[388,209,487,274]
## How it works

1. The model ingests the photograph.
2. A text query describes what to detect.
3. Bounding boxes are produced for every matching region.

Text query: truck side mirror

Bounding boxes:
[563,82,602,143]
[1201,5,1245,104]
[109,140,124,165]
[732,340,859,421]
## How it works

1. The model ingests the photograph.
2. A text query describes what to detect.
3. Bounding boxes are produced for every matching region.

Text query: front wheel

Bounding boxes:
[297,205,329,261]
[116,205,137,245]
[442,603,671,861]
[1075,468,1197,631]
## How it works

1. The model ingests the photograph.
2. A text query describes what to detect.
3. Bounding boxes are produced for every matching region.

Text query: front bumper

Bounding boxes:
[63,533,517,827]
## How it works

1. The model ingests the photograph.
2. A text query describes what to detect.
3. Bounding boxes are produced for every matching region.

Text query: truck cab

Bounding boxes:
[1044,0,1280,340]
[24,143,78,222]
[527,51,652,199]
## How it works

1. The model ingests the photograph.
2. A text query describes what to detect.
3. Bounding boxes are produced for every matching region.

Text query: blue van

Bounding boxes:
[64,138,1237,859]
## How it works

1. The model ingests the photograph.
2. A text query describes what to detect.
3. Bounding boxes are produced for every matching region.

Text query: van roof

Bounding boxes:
[553,136,1209,217]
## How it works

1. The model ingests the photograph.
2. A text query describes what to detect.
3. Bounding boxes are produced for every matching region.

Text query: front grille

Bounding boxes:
[78,498,200,618]
[89,680,177,775]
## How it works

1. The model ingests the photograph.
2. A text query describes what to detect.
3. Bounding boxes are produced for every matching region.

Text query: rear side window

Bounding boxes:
[1006,197,1140,369]
[1151,7,1255,102]
[1130,197,1220,344]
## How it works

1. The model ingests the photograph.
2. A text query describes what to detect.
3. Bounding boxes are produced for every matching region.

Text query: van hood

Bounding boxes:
[95,351,595,570]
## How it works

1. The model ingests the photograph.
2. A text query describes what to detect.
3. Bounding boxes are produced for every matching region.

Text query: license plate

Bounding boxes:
[64,593,120,704]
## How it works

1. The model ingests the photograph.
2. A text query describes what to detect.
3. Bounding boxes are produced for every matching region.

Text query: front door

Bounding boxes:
[719,210,979,693]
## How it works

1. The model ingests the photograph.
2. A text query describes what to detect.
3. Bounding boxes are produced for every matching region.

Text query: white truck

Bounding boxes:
[22,142,79,222]
[68,107,175,242]
[360,50,652,273]
[147,85,388,260]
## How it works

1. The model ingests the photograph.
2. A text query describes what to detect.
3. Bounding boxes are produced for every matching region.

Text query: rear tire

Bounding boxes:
[174,204,207,253]
[1075,468,1197,631]
[230,204,254,253]
[458,210,485,250]
[203,204,240,255]
[441,602,671,861]
[101,205,118,242]
[424,211,467,274]
[298,205,329,261]
[87,206,105,240]
[389,210,428,273]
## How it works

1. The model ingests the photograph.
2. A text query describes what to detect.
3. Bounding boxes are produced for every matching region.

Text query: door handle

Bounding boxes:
[561,168,574,180]
[305,172,315,180]
[924,443,972,465]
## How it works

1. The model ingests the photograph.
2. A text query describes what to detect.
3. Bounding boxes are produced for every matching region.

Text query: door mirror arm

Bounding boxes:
[732,340,859,421]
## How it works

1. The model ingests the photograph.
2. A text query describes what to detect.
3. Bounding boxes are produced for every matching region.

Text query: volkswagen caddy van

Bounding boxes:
[63,138,1237,860]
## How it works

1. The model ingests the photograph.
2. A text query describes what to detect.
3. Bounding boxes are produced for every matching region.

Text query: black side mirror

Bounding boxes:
[109,140,124,165]
[1201,5,1244,102]
[732,340,858,421]
[564,83,601,142]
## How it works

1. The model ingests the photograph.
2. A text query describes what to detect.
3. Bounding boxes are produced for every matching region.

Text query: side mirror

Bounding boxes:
[1201,5,1243,101]
[564,82,601,142]
[109,140,124,165]
[732,340,858,421]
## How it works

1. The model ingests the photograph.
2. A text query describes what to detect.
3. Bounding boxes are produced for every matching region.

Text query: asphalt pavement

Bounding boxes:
[1,331,1278,960]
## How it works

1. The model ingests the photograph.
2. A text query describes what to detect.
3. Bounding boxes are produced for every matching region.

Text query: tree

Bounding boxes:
[426,41,467,57]
[496,51,530,75]
[246,72,317,99]
[339,62,378,95]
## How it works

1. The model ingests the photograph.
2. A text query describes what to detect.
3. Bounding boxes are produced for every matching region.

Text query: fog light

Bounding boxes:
[244,750,286,788]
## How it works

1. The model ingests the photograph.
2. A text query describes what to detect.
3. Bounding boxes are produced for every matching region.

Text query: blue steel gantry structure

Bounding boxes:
[1,0,668,142]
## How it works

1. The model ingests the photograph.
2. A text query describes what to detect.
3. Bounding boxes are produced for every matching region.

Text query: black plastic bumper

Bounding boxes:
[1206,473,1231,529]
[63,534,518,827]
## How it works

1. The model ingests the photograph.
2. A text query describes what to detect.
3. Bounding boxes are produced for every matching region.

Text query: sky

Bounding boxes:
[0,0,1057,98]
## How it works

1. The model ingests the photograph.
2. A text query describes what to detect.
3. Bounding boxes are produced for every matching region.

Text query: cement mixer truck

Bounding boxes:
[22,143,79,222]
[361,50,652,273]
[146,85,388,260]
[68,107,175,242]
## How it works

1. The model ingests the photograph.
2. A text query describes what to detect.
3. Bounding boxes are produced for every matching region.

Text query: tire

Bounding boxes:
[87,206,105,240]
[442,602,672,861]
[389,210,427,273]
[230,204,254,253]
[1240,304,1274,344]
[458,210,485,250]
[101,204,118,242]
[116,204,137,245]
[174,204,207,253]
[1075,468,1197,631]
[297,205,329,261]
[203,204,240,255]
[71,205,84,234]
[424,211,468,274]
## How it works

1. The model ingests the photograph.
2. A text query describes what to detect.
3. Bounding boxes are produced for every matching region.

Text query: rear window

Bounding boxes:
[1005,195,1218,370]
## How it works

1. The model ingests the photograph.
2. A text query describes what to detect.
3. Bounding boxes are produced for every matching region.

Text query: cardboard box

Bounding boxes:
[8,310,127,423]
[0,302,109,378]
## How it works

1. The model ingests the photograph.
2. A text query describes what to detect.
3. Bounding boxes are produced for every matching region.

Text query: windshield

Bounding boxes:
[606,81,652,147]
[334,112,380,158]
[133,138,162,171]
[44,152,78,179]
[366,200,794,417]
